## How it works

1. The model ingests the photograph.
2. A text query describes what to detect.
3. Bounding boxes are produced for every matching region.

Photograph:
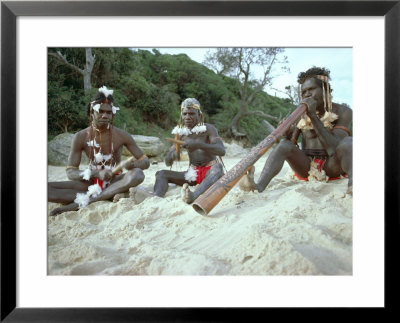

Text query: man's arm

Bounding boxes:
[66,132,91,181]
[182,124,226,156]
[165,145,179,167]
[121,132,150,170]
[304,100,352,156]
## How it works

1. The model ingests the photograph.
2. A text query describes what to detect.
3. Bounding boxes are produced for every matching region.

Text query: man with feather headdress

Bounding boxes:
[48,86,150,215]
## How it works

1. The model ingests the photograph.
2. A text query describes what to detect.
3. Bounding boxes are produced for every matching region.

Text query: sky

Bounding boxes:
[147,47,353,108]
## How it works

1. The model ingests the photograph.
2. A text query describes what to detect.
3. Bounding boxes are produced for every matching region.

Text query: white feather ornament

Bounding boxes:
[98,86,113,98]
[95,152,104,163]
[112,106,120,114]
[103,154,112,161]
[297,112,338,130]
[80,168,91,181]
[172,125,206,136]
[184,167,197,182]
[92,104,101,113]
[74,193,90,209]
[191,125,207,134]
[172,126,191,136]
[87,139,100,148]
[87,184,102,198]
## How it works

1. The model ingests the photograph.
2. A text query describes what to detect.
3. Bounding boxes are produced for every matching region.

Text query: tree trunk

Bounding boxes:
[83,48,95,95]
[262,120,275,134]
[48,48,94,95]
[230,101,247,138]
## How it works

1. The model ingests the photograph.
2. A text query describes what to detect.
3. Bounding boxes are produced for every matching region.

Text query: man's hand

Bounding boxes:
[301,97,318,116]
[182,139,200,152]
[284,123,296,139]
[99,169,113,182]
[165,150,178,167]
[123,158,136,170]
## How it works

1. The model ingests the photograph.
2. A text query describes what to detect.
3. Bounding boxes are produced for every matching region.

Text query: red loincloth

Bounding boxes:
[194,165,213,184]
[294,158,346,181]
[93,173,120,189]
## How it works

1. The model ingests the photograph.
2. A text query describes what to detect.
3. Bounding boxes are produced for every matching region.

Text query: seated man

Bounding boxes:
[239,67,353,195]
[48,86,150,216]
[131,98,226,204]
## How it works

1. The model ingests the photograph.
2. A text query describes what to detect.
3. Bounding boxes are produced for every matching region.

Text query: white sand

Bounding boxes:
[48,142,352,275]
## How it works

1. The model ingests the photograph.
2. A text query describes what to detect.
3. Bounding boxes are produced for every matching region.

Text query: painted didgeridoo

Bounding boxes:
[192,103,307,216]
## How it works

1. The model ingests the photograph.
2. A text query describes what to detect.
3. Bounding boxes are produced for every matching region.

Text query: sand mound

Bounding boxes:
[48,153,352,275]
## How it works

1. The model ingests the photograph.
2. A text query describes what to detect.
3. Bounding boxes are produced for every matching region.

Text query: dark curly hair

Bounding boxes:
[86,91,114,117]
[297,66,331,86]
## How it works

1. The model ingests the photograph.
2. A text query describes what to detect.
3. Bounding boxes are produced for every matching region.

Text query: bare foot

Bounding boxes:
[113,192,129,203]
[49,203,79,216]
[181,183,194,204]
[239,166,257,192]
[129,187,154,204]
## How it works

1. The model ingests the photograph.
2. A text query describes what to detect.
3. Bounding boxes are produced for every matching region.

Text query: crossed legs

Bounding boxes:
[49,168,145,216]
[147,163,224,204]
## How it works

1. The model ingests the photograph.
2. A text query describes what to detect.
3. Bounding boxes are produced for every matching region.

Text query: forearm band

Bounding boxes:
[137,154,148,161]
[333,126,351,136]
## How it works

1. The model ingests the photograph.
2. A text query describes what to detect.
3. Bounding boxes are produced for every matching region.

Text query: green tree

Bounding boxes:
[204,48,288,139]
[48,48,95,94]
[48,79,87,133]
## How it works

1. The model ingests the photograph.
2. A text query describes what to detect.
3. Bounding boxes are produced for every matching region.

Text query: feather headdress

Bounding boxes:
[91,86,120,115]
[98,85,114,98]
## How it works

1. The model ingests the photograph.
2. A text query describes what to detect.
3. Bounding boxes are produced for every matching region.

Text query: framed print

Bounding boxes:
[1,0,399,321]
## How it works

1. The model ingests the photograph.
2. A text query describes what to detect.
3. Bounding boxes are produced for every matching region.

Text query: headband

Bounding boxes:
[299,74,332,113]
[181,98,201,111]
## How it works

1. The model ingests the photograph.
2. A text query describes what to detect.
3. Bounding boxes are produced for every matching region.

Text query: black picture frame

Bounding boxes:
[1,1,399,321]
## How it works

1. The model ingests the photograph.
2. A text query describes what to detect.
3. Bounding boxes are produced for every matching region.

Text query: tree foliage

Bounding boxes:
[48,48,295,145]
[204,48,289,139]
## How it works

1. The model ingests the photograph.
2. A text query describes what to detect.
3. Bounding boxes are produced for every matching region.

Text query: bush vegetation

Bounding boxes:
[48,48,295,145]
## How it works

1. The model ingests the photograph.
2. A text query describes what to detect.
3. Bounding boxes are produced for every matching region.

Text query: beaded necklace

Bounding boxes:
[87,123,115,171]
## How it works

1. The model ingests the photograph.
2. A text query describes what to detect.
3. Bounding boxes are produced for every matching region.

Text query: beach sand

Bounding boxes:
[48,142,352,275]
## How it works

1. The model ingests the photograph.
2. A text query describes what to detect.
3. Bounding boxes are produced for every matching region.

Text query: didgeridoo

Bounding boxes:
[192,103,308,216]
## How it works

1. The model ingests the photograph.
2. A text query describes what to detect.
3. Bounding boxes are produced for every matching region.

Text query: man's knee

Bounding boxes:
[275,139,296,155]
[212,163,224,176]
[336,136,352,157]
[155,170,167,181]
[126,168,145,184]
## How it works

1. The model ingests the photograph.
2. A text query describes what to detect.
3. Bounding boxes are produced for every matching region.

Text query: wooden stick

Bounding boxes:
[175,134,181,161]
[112,156,134,175]
[166,137,185,145]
